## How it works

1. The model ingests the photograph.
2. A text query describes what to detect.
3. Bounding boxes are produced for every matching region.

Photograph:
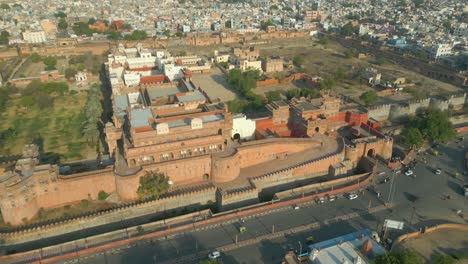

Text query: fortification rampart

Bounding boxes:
[369,94,467,123]
[274,172,371,200]
[217,186,259,211]
[250,139,345,191]
[0,184,216,245]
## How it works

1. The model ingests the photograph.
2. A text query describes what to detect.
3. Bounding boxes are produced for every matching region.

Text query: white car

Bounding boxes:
[208,251,221,259]
[404,170,413,176]
[347,193,358,200]
[435,169,441,175]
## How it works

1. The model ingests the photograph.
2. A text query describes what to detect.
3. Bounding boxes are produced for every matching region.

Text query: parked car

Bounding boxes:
[315,197,326,204]
[327,194,337,202]
[293,204,300,210]
[347,193,358,200]
[435,169,442,175]
[404,170,414,176]
[208,251,221,259]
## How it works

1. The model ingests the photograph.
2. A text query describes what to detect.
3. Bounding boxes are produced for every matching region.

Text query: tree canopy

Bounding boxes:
[409,108,456,144]
[0,30,10,45]
[43,56,57,66]
[375,248,423,264]
[58,18,68,30]
[123,30,148,40]
[360,90,379,106]
[404,127,424,148]
[318,75,336,90]
[341,23,355,36]
[82,83,102,143]
[54,11,67,18]
[286,87,320,100]
[137,171,170,200]
[30,53,42,63]
[265,90,281,103]
[65,68,78,79]
[433,255,456,264]
[293,55,305,67]
[260,20,274,30]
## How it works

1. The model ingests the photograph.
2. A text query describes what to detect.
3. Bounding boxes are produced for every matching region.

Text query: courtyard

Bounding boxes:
[190,67,239,102]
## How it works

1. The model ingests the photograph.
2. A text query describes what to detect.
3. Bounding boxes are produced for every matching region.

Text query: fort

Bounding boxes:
[0,44,393,227]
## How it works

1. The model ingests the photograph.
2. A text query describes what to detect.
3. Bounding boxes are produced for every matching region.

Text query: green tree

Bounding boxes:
[88,18,97,25]
[30,53,42,63]
[98,190,109,201]
[414,109,456,143]
[227,99,247,113]
[65,68,78,79]
[317,36,330,45]
[82,84,102,143]
[123,30,148,40]
[293,55,304,67]
[43,56,57,66]
[260,20,274,30]
[54,11,67,18]
[0,30,10,45]
[20,96,35,107]
[413,0,424,8]
[359,90,379,106]
[107,30,121,40]
[318,76,336,90]
[121,23,132,30]
[137,171,170,200]
[199,259,223,264]
[35,92,54,109]
[404,127,424,148]
[219,61,229,69]
[265,90,281,103]
[375,249,423,264]
[433,255,455,264]
[72,22,94,36]
[58,18,68,30]
[270,4,278,10]
[375,253,400,264]
[341,23,355,36]
[0,3,10,9]
[45,65,56,71]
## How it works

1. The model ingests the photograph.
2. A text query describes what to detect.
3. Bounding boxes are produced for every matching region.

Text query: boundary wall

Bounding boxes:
[392,224,468,250]
[0,167,375,264]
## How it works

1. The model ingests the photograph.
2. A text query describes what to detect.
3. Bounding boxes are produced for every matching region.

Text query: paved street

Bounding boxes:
[51,136,468,264]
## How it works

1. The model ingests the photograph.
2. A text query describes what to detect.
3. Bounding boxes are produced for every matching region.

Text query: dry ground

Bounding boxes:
[399,229,468,263]
[14,57,68,78]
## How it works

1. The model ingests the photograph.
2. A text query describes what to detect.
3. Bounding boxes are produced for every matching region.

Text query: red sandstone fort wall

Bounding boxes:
[211,153,240,183]
[237,141,317,168]
[115,155,212,201]
[40,169,116,207]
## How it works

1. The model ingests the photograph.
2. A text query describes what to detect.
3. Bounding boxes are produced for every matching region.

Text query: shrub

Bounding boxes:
[98,190,109,201]
[80,199,90,208]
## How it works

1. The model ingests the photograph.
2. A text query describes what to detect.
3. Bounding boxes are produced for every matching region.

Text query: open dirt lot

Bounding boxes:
[399,229,468,263]
[190,67,239,102]
[14,56,68,78]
